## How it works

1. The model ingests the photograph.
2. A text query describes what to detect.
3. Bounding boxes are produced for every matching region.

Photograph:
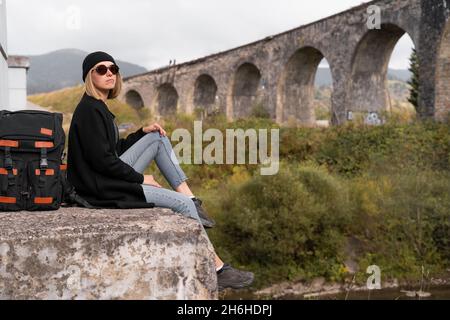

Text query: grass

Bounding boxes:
[29,85,151,132]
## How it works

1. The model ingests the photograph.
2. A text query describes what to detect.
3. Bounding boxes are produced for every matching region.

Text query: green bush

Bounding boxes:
[209,163,352,287]
[350,167,450,281]
[250,103,271,119]
[279,121,450,178]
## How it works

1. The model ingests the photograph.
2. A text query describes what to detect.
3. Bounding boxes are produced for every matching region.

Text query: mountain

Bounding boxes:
[387,69,413,82]
[26,49,148,94]
[314,67,412,87]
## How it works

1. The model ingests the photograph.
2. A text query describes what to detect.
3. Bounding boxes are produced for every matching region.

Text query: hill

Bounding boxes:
[26,49,147,94]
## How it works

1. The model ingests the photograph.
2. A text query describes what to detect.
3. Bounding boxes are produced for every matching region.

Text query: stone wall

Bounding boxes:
[429,0,450,121]
[0,207,218,300]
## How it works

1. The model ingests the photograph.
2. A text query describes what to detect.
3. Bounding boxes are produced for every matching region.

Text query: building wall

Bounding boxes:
[8,67,27,108]
[0,0,9,108]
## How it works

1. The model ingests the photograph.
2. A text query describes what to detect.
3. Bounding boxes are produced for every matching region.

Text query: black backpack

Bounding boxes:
[0,110,96,211]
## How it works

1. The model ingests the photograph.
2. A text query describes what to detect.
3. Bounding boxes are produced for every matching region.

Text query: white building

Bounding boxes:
[8,55,30,109]
[0,0,37,111]
[0,0,9,108]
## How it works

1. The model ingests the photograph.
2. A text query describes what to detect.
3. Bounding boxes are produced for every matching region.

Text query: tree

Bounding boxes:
[408,48,419,112]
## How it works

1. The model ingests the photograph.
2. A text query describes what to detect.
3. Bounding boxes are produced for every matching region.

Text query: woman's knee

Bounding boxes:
[142,131,163,142]
[143,132,172,147]
[140,132,166,150]
[148,133,177,157]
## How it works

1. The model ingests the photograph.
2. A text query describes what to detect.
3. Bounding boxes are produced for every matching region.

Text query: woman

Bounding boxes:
[67,51,254,292]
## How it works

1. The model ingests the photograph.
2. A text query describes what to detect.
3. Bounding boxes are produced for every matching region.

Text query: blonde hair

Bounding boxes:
[85,67,122,100]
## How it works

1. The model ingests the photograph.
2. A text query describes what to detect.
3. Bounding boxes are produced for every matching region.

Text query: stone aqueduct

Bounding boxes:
[119,0,450,126]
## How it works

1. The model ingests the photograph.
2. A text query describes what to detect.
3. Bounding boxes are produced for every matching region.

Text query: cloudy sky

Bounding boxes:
[6,0,414,70]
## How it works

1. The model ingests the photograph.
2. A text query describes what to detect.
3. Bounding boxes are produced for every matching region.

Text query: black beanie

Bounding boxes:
[82,51,117,82]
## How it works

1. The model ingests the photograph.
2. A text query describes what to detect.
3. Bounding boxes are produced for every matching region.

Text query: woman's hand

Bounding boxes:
[142,123,167,136]
[143,175,162,188]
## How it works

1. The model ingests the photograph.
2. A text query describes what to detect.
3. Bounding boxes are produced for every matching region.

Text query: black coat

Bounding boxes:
[67,92,155,209]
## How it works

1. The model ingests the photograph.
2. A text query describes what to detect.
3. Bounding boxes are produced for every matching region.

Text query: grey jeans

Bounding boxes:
[119,131,201,224]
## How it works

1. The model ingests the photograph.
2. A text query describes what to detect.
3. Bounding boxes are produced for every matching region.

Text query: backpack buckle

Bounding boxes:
[40,158,48,168]
[40,148,48,169]
[21,191,30,199]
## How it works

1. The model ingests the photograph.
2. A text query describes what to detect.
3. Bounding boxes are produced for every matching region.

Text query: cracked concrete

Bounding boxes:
[0,207,218,300]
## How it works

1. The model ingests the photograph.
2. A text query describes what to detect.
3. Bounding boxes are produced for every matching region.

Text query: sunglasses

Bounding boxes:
[93,64,120,76]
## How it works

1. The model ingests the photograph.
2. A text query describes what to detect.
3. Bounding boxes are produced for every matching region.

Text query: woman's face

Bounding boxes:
[91,61,117,91]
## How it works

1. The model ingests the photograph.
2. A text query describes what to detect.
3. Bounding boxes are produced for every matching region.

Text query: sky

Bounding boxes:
[5,0,414,70]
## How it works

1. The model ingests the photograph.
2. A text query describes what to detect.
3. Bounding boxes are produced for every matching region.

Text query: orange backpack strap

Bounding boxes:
[0,140,19,148]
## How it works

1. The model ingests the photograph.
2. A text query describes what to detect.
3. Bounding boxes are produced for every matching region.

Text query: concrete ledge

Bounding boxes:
[0,207,218,300]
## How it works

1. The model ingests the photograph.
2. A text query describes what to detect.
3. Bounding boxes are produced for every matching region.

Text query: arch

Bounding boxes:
[157,83,178,116]
[435,19,450,121]
[125,90,145,110]
[349,23,417,114]
[231,63,262,119]
[193,74,218,116]
[277,46,328,126]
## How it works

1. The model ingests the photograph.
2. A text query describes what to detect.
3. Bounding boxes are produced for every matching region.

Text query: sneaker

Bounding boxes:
[192,197,216,228]
[217,263,254,291]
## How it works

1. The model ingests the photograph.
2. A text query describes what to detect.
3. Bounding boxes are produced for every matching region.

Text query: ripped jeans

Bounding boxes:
[119,131,201,224]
